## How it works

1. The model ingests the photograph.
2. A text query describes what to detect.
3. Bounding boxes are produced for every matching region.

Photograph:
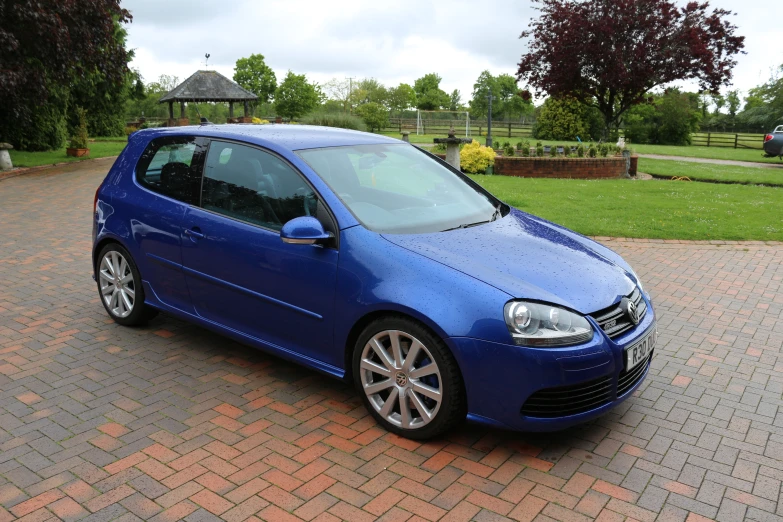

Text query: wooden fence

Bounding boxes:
[690,132,766,149]
[382,118,534,138]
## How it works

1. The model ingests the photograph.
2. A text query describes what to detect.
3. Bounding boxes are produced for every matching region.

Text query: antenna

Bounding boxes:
[191,103,209,125]
[204,53,211,67]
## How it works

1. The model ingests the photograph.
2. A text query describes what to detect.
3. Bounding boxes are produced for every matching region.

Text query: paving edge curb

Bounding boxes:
[0,155,119,182]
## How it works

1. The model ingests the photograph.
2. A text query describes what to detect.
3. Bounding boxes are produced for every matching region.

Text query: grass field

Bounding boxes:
[467,174,783,241]
[8,141,127,168]
[638,159,783,186]
[380,132,777,164]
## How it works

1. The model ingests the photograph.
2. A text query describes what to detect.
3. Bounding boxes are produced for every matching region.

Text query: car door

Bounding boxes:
[127,135,206,313]
[180,139,340,366]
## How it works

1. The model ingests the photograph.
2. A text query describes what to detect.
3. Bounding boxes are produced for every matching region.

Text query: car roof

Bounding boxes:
[136,124,403,151]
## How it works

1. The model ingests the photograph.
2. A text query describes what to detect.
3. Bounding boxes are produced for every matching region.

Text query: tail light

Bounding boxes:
[765,134,774,142]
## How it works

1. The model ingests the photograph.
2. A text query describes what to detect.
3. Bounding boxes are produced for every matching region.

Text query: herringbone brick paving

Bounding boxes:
[0,159,782,522]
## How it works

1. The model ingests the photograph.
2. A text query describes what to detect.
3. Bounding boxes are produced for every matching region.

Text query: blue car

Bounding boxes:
[92,124,656,439]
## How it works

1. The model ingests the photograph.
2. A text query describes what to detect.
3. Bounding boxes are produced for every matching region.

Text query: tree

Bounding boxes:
[0,0,133,149]
[352,79,388,107]
[70,22,141,137]
[413,73,450,110]
[449,90,462,111]
[387,84,417,116]
[736,67,783,130]
[726,90,741,118]
[323,79,352,112]
[234,54,277,103]
[356,102,389,132]
[624,89,702,145]
[274,71,321,120]
[470,71,499,119]
[517,0,745,137]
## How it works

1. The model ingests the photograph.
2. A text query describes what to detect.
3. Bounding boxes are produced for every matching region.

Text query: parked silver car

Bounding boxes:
[763,126,783,158]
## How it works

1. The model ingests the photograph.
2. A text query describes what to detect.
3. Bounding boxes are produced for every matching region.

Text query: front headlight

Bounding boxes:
[504,301,593,347]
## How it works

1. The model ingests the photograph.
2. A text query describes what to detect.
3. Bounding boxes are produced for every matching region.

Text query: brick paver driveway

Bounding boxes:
[1,159,782,522]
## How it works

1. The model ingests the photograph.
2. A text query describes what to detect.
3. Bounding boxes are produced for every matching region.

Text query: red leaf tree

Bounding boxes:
[0,0,132,147]
[517,0,745,137]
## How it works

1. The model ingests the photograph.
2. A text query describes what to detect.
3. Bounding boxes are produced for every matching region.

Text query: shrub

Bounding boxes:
[515,141,523,151]
[587,144,597,157]
[355,102,389,132]
[563,146,571,158]
[503,143,516,157]
[576,144,585,157]
[502,141,511,149]
[598,143,610,157]
[519,139,531,156]
[549,144,557,157]
[460,140,496,173]
[300,112,366,131]
[493,140,500,149]
[252,117,270,124]
[535,141,544,157]
[69,107,89,149]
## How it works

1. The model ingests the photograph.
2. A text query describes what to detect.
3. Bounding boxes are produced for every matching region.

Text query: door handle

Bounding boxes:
[185,227,205,240]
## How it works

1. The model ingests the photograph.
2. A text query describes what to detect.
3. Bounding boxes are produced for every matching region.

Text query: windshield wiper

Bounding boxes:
[441,220,491,232]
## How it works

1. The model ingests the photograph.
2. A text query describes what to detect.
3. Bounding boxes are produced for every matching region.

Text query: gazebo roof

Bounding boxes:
[159,70,258,103]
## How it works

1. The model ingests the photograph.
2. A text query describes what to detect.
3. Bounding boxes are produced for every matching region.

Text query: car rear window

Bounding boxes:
[136,136,201,205]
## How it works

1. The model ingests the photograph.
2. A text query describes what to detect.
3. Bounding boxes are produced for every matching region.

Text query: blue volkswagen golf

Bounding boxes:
[92,124,656,439]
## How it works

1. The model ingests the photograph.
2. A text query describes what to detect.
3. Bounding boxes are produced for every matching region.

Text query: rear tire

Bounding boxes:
[352,316,466,440]
[95,243,154,326]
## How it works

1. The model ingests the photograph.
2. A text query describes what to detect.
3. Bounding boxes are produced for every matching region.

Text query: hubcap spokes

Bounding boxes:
[360,330,442,430]
[99,251,135,318]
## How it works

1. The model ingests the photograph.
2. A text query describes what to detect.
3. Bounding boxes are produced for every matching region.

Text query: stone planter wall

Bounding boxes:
[494,156,626,179]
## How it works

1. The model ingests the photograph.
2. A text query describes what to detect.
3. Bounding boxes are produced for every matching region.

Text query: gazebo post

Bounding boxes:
[167,102,174,127]
[178,102,188,126]
[229,102,234,119]
[244,101,249,118]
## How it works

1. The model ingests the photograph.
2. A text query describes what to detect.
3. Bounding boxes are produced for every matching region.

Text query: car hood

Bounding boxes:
[382,209,635,314]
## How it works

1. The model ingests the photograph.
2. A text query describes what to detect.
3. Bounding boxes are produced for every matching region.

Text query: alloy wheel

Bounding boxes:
[99,251,135,318]
[359,330,443,430]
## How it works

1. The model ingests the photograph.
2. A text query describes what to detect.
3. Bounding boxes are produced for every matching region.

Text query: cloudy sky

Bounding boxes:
[124,0,782,104]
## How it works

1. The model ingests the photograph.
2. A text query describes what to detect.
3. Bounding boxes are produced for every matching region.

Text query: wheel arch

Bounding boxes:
[341,306,453,383]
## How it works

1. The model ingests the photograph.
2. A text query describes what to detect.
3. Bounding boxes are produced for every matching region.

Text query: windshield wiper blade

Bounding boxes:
[441,220,491,232]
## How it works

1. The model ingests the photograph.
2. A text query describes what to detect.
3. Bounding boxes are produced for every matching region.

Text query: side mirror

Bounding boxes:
[280,216,331,245]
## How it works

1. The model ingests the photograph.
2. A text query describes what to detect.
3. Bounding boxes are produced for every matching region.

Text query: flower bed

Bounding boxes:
[494,156,626,179]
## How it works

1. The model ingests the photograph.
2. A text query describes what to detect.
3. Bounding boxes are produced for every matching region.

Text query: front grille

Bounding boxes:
[618,350,652,396]
[591,288,647,339]
[520,375,613,418]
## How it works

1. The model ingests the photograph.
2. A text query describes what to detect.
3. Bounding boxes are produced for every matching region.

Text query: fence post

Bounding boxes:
[734,134,738,149]
[707,133,711,147]
[508,123,511,138]
[479,126,482,137]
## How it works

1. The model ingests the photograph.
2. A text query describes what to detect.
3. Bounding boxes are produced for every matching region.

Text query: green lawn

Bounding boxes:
[380,132,777,164]
[9,141,127,168]
[467,174,783,241]
[638,159,783,186]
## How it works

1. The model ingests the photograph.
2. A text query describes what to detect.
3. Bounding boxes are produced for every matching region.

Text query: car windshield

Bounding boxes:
[297,144,503,234]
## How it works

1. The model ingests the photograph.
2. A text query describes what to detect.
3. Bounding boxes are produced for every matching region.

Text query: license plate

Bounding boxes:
[625,327,656,371]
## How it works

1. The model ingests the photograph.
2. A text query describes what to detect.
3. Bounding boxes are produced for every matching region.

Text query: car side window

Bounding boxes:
[201,141,319,231]
[136,137,200,205]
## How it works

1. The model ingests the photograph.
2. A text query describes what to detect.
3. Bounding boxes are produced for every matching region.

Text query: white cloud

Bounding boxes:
[124,0,780,104]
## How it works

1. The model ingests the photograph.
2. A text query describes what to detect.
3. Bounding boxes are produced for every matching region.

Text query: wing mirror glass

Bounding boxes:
[280,216,331,245]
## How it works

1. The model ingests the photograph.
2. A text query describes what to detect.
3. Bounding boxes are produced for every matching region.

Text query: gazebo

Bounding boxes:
[159,70,258,126]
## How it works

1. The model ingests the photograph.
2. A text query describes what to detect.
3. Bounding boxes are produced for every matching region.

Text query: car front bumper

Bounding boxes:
[447,296,656,432]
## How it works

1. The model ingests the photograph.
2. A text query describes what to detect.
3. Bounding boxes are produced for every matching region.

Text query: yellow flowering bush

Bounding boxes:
[460,140,496,173]
[252,117,269,124]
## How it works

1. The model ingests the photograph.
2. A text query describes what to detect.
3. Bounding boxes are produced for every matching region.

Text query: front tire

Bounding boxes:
[96,243,153,326]
[352,316,466,440]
